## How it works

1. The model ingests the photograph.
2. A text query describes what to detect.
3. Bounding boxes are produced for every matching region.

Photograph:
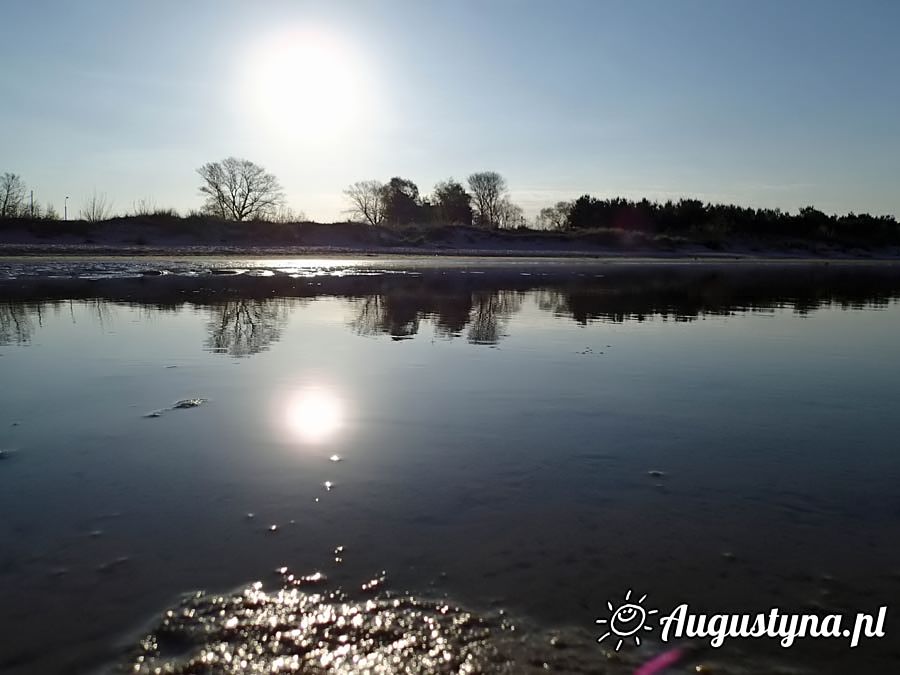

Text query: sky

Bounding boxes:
[2,0,899,222]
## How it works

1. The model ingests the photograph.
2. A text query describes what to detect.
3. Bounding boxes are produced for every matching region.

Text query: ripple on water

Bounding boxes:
[172,398,207,409]
[117,571,781,674]
[123,572,587,674]
[144,398,206,418]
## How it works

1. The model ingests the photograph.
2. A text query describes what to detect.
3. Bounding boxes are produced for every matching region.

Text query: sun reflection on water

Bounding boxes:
[285,387,344,443]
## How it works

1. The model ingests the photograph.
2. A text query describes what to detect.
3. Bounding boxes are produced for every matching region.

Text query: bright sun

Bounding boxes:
[246,29,366,141]
[285,388,344,443]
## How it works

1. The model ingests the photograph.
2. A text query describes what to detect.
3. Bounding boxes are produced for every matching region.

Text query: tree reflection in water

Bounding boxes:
[205,299,293,357]
[466,290,523,345]
[0,299,113,345]
[349,295,419,340]
[0,301,37,344]
[3,264,900,352]
[349,289,522,345]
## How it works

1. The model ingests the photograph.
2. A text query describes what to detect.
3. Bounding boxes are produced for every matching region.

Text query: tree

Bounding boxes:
[80,191,113,223]
[537,201,572,230]
[382,177,421,225]
[467,171,507,228]
[1,173,26,218]
[495,197,526,229]
[197,157,284,221]
[344,180,386,225]
[566,194,602,229]
[432,179,473,226]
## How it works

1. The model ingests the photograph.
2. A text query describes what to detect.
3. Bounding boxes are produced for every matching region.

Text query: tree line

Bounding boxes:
[3,157,899,243]
[344,171,525,229]
[540,196,900,243]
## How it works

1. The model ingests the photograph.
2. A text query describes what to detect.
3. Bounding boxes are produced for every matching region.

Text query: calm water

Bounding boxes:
[2,259,900,674]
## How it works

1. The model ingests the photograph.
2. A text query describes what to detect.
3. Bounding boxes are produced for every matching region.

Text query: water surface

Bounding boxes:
[2,259,900,673]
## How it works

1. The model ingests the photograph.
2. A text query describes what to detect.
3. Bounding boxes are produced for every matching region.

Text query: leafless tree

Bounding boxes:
[1,173,27,218]
[344,180,386,226]
[536,201,573,230]
[495,197,527,229]
[80,191,113,223]
[197,157,284,221]
[467,171,507,228]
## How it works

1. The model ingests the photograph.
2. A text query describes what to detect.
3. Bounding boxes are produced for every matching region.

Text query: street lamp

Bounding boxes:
[64,196,69,221]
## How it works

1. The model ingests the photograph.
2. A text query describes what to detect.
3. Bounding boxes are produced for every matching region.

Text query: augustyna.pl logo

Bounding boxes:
[596,590,887,651]
[595,589,659,651]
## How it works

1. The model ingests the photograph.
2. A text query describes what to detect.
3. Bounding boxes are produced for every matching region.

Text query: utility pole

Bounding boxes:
[30,190,34,217]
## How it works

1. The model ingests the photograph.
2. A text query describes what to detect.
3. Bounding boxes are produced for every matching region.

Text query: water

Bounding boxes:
[2,259,900,674]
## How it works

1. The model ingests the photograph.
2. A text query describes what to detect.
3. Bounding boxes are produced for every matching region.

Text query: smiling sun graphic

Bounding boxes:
[595,589,658,651]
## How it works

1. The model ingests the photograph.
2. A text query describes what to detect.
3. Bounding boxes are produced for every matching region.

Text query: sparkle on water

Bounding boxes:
[122,570,683,675]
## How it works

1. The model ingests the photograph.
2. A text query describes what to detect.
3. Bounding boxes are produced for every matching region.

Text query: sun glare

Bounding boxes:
[286,388,344,443]
[245,29,367,142]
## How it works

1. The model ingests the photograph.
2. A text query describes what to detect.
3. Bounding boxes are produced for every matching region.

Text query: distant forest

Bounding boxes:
[2,158,899,245]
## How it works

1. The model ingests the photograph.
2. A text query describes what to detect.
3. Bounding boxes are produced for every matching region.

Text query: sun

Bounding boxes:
[285,387,343,443]
[244,28,368,142]
[595,589,658,651]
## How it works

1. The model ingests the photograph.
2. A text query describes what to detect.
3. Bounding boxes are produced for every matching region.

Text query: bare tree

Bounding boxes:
[80,191,113,223]
[344,180,386,226]
[197,157,284,221]
[1,173,26,218]
[467,171,507,228]
[495,197,527,229]
[536,201,573,230]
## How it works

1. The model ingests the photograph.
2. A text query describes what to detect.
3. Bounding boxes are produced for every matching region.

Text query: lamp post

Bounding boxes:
[64,196,69,221]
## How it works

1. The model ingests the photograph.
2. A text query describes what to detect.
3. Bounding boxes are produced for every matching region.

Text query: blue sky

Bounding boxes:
[2,0,898,221]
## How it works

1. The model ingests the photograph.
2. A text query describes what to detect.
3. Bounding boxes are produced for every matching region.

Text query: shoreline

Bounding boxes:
[2,218,899,261]
[2,242,900,261]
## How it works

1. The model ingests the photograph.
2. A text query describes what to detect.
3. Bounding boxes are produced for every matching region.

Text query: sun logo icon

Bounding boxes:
[595,589,658,651]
